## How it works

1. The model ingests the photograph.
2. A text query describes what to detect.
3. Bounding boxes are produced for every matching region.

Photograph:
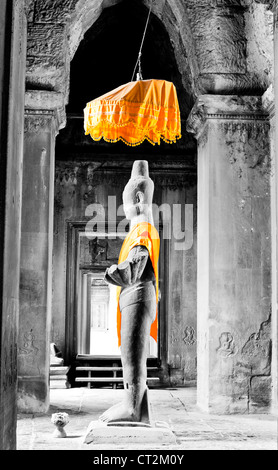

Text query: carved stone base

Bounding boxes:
[84,421,177,445]
[50,366,71,389]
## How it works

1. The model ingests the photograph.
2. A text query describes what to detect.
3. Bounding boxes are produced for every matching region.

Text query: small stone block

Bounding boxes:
[84,421,177,445]
[50,366,70,376]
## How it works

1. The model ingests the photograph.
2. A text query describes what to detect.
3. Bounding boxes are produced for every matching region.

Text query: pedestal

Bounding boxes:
[84,421,177,445]
[187,95,272,413]
[50,366,71,389]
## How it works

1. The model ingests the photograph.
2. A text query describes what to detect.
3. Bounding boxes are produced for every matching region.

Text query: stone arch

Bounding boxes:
[67,0,198,98]
[25,0,198,125]
[26,0,274,124]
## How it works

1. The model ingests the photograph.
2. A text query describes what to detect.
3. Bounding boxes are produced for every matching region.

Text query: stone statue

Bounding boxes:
[99,160,160,424]
[50,342,64,366]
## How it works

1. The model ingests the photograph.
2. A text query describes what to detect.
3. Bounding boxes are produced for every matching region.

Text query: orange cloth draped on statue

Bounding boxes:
[116,222,160,347]
[84,79,181,147]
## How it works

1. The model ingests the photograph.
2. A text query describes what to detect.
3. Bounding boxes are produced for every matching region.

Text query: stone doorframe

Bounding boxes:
[64,220,169,376]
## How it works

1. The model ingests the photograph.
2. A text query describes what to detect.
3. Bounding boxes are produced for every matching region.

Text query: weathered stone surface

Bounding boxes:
[16,388,278,450]
[24,0,273,115]
[249,376,272,413]
[23,0,273,123]
[107,238,124,260]
[0,0,26,450]
[198,10,246,74]
[187,94,267,127]
[241,316,272,375]
[17,378,49,414]
[25,0,35,21]
[84,420,177,445]
[25,90,64,110]
[27,57,66,99]
[208,374,250,414]
[25,90,65,129]
[184,0,272,93]
[34,0,79,23]
[18,111,57,413]
[27,24,65,57]
[26,23,67,93]
[188,95,271,413]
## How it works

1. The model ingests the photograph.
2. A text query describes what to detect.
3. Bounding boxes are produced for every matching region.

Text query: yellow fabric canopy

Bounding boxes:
[84,79,181,147]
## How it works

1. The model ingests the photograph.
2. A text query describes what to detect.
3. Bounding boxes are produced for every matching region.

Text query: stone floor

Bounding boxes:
[17,387,277,451]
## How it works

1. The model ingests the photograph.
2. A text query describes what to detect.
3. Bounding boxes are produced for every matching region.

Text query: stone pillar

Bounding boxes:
[0,0,26,449]
[272,0,278,415]
[262,85,277,415]
[18,92,62,413]
[187,95,272,414]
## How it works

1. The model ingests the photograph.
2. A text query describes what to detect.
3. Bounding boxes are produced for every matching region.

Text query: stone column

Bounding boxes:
[0,0,26,449]
[262,85,277,415]
[272,0,278,415]
[18,92,63,413]
[187,95,272,414]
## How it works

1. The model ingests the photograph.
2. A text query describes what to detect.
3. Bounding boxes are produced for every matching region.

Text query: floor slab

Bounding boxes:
[17,387,277,451]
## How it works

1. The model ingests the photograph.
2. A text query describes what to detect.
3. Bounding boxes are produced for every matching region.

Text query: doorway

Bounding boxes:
[78,271,120,356]
[65,222,164,365]
[78,270,158,357]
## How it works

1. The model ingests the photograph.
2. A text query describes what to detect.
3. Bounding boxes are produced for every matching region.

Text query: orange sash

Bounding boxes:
[116,222,160,346]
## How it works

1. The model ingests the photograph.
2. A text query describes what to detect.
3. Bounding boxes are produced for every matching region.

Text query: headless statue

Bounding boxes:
[99,160,160,424]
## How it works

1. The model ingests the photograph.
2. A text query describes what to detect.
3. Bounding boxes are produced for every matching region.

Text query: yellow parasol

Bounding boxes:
[83,0,181,147]
[83,79,181,147]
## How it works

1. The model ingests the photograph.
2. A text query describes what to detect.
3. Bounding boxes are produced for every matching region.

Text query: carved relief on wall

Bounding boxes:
[217,332,238,358]
[210,0,243,6]
[55,166,78,211]
[55,167,78,187]
[183,326,197,346]
[170,329,179,345]
[55,163,196,196]
[25,0,35,20]
[241,315,272,375]
[221,120,271,178]
[24,112,52,134]
[19,330,39,356]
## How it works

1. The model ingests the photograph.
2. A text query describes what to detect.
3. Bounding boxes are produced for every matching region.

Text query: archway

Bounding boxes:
[53,0,198,388]
[18,0,275,416]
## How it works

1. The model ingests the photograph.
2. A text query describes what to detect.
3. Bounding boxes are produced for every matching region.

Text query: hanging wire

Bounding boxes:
[131,0,153,82]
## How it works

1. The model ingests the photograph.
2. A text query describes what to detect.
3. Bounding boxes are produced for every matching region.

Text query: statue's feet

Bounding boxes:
[99,401,139,424]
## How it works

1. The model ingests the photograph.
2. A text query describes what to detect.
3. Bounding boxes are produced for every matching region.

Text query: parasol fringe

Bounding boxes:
[86,129,182,147]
